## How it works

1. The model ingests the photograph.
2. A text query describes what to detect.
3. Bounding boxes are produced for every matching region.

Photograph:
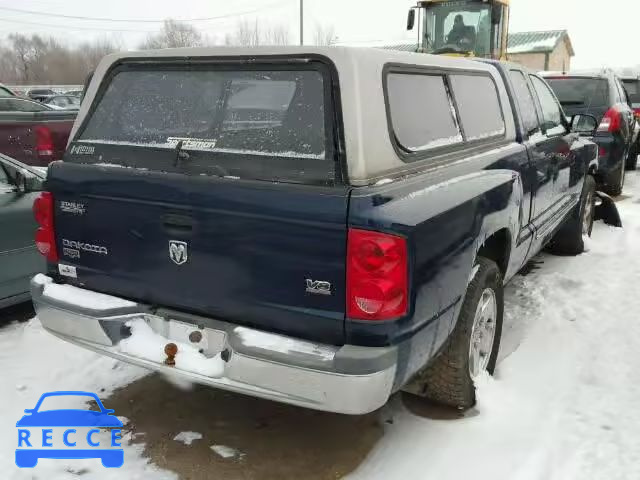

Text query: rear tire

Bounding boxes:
[606,160,625,197]
[548,175,596,255]
[626,144,638,170]
[409,257,503,410]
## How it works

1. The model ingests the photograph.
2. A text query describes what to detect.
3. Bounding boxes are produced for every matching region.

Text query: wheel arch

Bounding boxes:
[476,228,512,278]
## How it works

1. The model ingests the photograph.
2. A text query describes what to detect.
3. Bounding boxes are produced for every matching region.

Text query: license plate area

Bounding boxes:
[144,315,226,358]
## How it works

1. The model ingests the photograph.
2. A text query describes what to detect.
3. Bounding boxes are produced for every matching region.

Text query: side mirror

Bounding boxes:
[15,168,42,194]
[570,114,599,135]
[407,9,416,30]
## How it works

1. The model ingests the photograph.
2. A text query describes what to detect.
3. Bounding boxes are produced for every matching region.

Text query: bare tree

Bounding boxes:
[263,25,290,45]
[79,38,120,75]
[314,24,338,46]
[225,19,290,46]
[8,34,45,82]
[0,34,121,85]
[141,19,203,49]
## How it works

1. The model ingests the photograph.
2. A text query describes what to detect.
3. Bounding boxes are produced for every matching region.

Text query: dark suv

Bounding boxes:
[543,69,635,195]
[621,75,640,170]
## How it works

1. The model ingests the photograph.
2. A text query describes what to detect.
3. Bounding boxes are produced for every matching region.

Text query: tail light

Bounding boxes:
[347,228,408,320]
[598,146,607,158]
[34,126,54,158]
[33,192,58,262]
[634,108,640,117]
[597,108,622,133]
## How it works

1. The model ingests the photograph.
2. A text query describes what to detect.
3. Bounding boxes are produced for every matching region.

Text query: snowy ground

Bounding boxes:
[1,172,639,479]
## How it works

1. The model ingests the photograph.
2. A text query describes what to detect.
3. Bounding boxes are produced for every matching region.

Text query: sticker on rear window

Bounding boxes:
[166,137,218,150]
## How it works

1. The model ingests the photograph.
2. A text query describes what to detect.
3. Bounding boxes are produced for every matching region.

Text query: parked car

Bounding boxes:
[65,89,84,97]
[44,95,81,111]
[542,69,635,194]
[27,88,57,103]
[0,154,45,309]
[0,97,55,112]
[0,102,76,166]
[0,83,16,97]
[31,47,600,414]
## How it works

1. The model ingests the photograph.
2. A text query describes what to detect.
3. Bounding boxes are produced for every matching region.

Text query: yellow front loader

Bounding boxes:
[407,0,510,60]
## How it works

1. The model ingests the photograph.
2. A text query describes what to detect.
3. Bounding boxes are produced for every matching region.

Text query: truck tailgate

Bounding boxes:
[47,162,349,344]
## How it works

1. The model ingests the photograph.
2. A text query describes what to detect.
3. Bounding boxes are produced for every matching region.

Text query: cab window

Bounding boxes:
[509,70,540,136]
[386,73,462,153]
[530,76,565,136]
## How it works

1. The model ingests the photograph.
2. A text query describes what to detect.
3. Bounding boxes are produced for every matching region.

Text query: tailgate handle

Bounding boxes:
[162,214,195,233]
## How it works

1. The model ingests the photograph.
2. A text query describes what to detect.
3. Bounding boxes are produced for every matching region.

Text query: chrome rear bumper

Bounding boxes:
[31,275,397,415]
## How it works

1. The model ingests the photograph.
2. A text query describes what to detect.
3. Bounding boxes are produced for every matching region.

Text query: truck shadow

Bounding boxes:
[104,374,382,480]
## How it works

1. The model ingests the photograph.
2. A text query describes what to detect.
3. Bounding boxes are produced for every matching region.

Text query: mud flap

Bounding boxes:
[594,191,622,228]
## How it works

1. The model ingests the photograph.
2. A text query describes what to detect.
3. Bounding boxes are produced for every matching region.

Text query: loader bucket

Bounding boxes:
[594,191,622,228]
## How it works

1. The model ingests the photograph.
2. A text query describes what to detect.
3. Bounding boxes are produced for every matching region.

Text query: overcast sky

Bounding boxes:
[0,0,636,69]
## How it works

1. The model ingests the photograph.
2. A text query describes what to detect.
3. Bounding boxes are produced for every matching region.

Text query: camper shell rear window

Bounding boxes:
[71,60,341,186]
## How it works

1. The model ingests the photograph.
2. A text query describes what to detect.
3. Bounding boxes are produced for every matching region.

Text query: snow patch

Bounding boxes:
[0,318,172,479]
[234,327,335,361]
[409,134,463,152]
[43,281,136,310]
[120,319,225,378]
[32,273,53,286]
[210,444,241,459]
[79,139,325,159]
[173,431,203,446]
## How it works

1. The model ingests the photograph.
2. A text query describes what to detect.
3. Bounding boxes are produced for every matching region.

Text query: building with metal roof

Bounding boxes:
[378,30,574,72]
[507,30,574,71]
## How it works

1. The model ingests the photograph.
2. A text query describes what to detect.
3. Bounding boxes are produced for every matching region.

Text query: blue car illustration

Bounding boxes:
[16,391,123,468]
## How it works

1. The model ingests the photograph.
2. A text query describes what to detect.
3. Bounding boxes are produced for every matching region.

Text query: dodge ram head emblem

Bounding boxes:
[169,240,188,265]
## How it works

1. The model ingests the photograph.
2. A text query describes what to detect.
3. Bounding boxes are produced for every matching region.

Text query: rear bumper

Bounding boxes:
[31,275,397,415]
[594,135,626,186]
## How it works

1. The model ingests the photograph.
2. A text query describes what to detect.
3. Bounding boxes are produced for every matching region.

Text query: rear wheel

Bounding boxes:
[408,257,503,410]
[626,143,638,170]
[549,175,596,255]
[607,160,626,197]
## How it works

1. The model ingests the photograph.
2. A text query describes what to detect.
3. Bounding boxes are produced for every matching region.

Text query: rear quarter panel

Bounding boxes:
[348,143,532,387]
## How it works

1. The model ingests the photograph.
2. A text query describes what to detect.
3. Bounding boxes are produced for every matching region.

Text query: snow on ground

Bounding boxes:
[173,431,203,446]
[1,173,639,479]
[0,319,175,479]
[209,444,242,459]
[350,172,640,480]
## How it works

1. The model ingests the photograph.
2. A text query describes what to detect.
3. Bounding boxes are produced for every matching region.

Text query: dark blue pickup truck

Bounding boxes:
[31,48,600,414]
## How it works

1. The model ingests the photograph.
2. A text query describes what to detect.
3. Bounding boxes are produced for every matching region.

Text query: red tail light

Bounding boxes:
[347,228,408,320]
[598,108,622,133]
[33,192,58,262]
[34,126,54,158]
[634,108,640,118]
[598,146,607,158]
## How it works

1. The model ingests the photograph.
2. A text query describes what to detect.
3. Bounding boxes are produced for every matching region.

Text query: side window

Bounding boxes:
[0,164,12,190]
[508,70,540,136]
[449,75,505,141]
[386,73,462,153]
[14,99,49,112]
[530,76,564,135]
[616,80,630,105]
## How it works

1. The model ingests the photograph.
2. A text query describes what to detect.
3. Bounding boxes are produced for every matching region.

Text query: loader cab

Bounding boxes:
[407,0,509,60]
